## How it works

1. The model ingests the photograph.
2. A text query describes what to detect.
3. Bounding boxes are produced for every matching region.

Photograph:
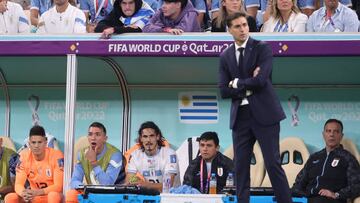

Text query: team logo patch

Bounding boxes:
[217,167,223,177]
[46,168,52,177]
[170,155,177,163]
[331,158,340,167]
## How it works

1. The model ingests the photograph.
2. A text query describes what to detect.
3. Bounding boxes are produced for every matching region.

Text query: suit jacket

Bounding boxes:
[218,37,285,129]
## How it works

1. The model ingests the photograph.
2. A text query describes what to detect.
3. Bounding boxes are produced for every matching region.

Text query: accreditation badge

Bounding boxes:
[331,158,340,167]
[217,167,223,177]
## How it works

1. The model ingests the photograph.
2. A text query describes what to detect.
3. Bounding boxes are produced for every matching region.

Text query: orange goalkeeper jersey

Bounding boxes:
[15,147,64,195]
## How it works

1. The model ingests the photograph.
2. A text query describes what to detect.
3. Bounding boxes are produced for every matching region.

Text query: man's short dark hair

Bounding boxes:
[324,119,343,133]
[199,131,219,146]
[137,121,165,148]
[226,12,248,28]
[29,125,46,137]
[163,0,187,10]
[89,122,107,134]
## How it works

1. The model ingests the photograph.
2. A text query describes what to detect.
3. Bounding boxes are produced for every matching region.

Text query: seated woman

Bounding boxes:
[261,0,307,32]
[95,0,154,37]
[211,0,257,32]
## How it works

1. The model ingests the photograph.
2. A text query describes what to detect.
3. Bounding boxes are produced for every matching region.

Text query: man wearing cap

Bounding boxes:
[143,0,200,34]
[5,125,64,203]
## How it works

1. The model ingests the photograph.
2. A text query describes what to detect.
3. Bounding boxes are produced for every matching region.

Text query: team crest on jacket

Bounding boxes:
[331,158,340,167]
[217,167,223,176]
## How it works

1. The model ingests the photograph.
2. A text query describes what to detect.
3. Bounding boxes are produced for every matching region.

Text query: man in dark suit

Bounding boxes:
[218,12,292,203]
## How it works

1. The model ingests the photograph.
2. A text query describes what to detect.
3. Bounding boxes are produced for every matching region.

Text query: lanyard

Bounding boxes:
[200,158,211,193]
[273,20,289,32]
[93,0,108,20]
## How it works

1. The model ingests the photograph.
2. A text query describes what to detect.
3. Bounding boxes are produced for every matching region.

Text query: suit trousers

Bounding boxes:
[232,105,292,203]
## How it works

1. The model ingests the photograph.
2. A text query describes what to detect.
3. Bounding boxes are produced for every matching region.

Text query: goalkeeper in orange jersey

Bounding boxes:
[4,125,64,203]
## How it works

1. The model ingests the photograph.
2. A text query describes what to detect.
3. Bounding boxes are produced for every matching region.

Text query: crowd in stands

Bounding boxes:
[0,119,359,203]
[1,0,360,34]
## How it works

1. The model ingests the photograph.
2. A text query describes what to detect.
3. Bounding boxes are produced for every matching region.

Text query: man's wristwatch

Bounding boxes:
[334,192,340,199]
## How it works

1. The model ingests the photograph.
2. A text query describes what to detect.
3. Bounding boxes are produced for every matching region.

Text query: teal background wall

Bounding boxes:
[0,55,359,154]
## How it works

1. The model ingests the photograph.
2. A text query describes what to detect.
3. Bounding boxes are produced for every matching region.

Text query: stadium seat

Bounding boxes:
[0,136,16,151]
[261,137,310,187]
[341,138,360,162]
[73,136,89,164]
[176,136,200,184]
[223,141,265,187]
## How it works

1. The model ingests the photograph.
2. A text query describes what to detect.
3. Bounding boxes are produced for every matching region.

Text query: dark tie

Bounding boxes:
[238,47,244,70]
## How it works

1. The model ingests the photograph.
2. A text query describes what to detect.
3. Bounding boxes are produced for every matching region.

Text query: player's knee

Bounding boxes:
[4,192,21,203]
[48,191,63,203]
[65,189,81,203]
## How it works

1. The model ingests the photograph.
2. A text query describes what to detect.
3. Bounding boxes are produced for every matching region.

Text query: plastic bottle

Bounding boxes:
[162,173,171,193]
[226,173,234,187]
[209,173,217,194]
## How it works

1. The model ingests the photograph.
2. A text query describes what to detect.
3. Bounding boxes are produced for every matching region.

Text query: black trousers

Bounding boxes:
[232,105,292,203]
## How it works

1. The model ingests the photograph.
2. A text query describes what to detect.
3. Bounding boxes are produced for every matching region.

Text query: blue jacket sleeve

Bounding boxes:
[93,151,123,185]
[70,153,85,189]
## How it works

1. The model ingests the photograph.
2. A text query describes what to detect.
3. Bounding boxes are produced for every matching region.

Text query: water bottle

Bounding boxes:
[226,173,234,187]
[162,172,171,193]
[209,173,217,194]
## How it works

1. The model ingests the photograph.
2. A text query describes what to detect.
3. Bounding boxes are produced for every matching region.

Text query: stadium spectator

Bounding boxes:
[211,0,257,32]
[306,0,359,32]
[0,0,30,34]
[125,121,179,192]
[36,0,86,33]
[302,0,352,16]
[66,122,125,203]
[352,0,360,20]
[5,125,64,203]
[80,0,114,32]
[183,131,234,194]
[0,138,19,199]
[29,0,52,27]
[293,119,360,203]
[95,0,154,37]
[143,0,200,34]
[261,0,307,32]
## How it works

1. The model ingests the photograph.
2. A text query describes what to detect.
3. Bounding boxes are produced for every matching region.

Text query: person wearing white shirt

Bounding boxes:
[0,0,30,34]
[262,0,308,32]
[37,0,87,33]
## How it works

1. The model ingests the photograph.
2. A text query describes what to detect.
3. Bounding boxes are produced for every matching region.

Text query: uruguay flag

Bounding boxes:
[178,92,218,124]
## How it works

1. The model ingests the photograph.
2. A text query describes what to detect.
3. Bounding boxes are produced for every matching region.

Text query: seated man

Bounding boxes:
[37,0,86,33]
[66,122,125,203]
[0,137,19,199]
[126,121,179,192]
[306,0,359,32]
[95,0,154,38]
[143,0,200,34]
[293,119,360,203]
[183,131,234,194]
[0,0,30,34]
[5,125,64,203]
